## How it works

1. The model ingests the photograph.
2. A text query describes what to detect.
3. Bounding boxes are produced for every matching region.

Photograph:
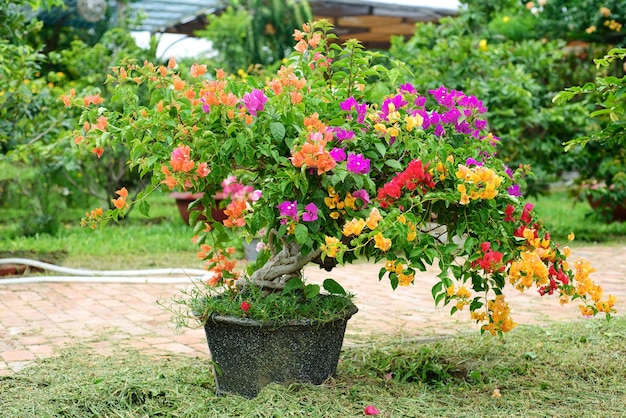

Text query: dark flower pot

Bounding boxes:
[587,196,626,222]
[169,192,227,225]
[202,303,358,398]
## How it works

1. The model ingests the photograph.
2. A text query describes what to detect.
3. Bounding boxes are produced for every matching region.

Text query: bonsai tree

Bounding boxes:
[67,20,615,335]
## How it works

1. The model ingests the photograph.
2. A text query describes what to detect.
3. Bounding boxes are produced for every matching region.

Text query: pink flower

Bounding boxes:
[364,405,380,415]
[277,200,298,223]
[302,202,319,222]
[243,89,267,116]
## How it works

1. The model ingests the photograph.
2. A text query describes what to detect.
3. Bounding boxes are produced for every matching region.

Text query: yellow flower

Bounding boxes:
[446,285,456,297]
[366,208,383,229]
[374,233,392,252]
[405,114,423,131]
[568,232,575,241]
[586,25,597,34]
[344,193,357,210]
[321,236,341,258]
[398,272,414,286]
[600,6,611,17]
[374,123,387,134]
[385,259,396,272]
[407,222,417,241]
[492,388,502,398]
[456,286,472,299]
[342,218,366,236]
[478,39,488,51]
[502,16,510,23]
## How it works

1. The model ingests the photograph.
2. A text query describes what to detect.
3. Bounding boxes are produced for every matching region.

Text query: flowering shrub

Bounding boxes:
[554,47,626,222]
[66,20,615,334]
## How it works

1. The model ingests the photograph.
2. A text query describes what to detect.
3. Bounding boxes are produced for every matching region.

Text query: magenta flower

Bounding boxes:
[276,200,298,223]
[243,89,267,116]
[399,82,417,94]
[364,405,380,416]
[346,153,370,174]
[302,203,319,222]
[465,158,483,166]
[508,184,522,197]
[333,127,355,141]
[353,189,370,207]
[330,147,347,162]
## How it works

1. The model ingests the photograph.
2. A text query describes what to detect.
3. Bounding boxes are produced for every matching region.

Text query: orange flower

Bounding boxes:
[112,187,128,210]
[167,56,177,69]
[92,147,104,158]
[290,140,336,175]
[95,115,108,131]
[190,63,207,78]
[60,94,71,107]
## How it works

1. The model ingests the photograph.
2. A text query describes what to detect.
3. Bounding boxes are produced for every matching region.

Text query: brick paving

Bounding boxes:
[1,245,625,375]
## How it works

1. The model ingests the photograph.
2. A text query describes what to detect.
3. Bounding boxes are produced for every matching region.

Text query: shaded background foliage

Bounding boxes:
[2,0,626,238]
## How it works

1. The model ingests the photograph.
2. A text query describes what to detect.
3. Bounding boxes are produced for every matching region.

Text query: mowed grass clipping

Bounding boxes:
[1,317,625,417]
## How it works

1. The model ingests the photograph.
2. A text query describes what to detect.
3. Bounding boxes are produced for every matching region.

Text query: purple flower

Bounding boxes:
[474,119,487,131]
[340,97,367,124]
[276,200,298,223]
[302,203,319,222]
[346,153,370,174]
[465,158,483,166]
[414,95,427,107]
[353,189,371,208]
[441,108,461,124]
[455,120,472,134]
[434,124,444,137]
[356,102,367,123]
[333,128,355,141]
[399,83,417,94]
[201,97,210,113]
[330,147,347,162]
[508,184,523,197]
[380,95,408,120]
[503,164,514,178]
[340,97,358,111]
[243,89,267,116]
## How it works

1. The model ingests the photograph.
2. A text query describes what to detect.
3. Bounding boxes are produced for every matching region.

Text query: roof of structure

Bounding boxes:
[127,0,458,49]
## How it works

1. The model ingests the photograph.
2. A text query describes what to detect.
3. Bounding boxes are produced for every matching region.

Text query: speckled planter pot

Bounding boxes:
[203,303,358,398]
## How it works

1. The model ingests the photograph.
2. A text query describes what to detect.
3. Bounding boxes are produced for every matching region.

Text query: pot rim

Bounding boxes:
[205,301,358,328]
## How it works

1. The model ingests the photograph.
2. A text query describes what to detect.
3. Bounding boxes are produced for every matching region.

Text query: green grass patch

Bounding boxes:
[2,318,625,417]
[529,189,626,244]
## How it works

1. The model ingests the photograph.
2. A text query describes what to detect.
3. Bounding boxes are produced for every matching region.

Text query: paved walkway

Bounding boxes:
[1,245,625,375]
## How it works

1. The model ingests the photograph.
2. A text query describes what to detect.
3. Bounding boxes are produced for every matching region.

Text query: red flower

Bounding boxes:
[240,301,251,313]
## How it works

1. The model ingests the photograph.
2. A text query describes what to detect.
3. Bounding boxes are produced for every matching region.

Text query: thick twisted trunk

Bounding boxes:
[237,242,322,290]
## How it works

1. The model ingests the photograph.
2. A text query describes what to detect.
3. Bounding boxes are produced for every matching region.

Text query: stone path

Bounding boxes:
[1,245,625,375]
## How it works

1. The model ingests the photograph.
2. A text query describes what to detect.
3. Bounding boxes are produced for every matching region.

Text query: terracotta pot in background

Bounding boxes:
[169,192,228,225]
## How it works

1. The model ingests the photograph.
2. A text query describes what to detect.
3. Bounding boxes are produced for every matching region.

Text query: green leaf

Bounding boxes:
[294,223,308,244]
[323,278,346,295]
[282,277,303,294]
[270,122,285,141]
[431,281,443,300]
[138,200,150,217]
[384,159,403,171]
[304,284,320,299]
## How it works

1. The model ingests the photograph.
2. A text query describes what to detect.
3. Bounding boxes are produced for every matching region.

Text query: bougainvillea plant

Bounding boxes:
[64,20,615,335]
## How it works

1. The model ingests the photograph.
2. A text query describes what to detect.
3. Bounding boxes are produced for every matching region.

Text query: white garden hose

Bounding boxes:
[0,258,211,284]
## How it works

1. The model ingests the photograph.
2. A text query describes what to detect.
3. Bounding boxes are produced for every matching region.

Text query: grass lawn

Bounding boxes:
[1,317,624,417]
